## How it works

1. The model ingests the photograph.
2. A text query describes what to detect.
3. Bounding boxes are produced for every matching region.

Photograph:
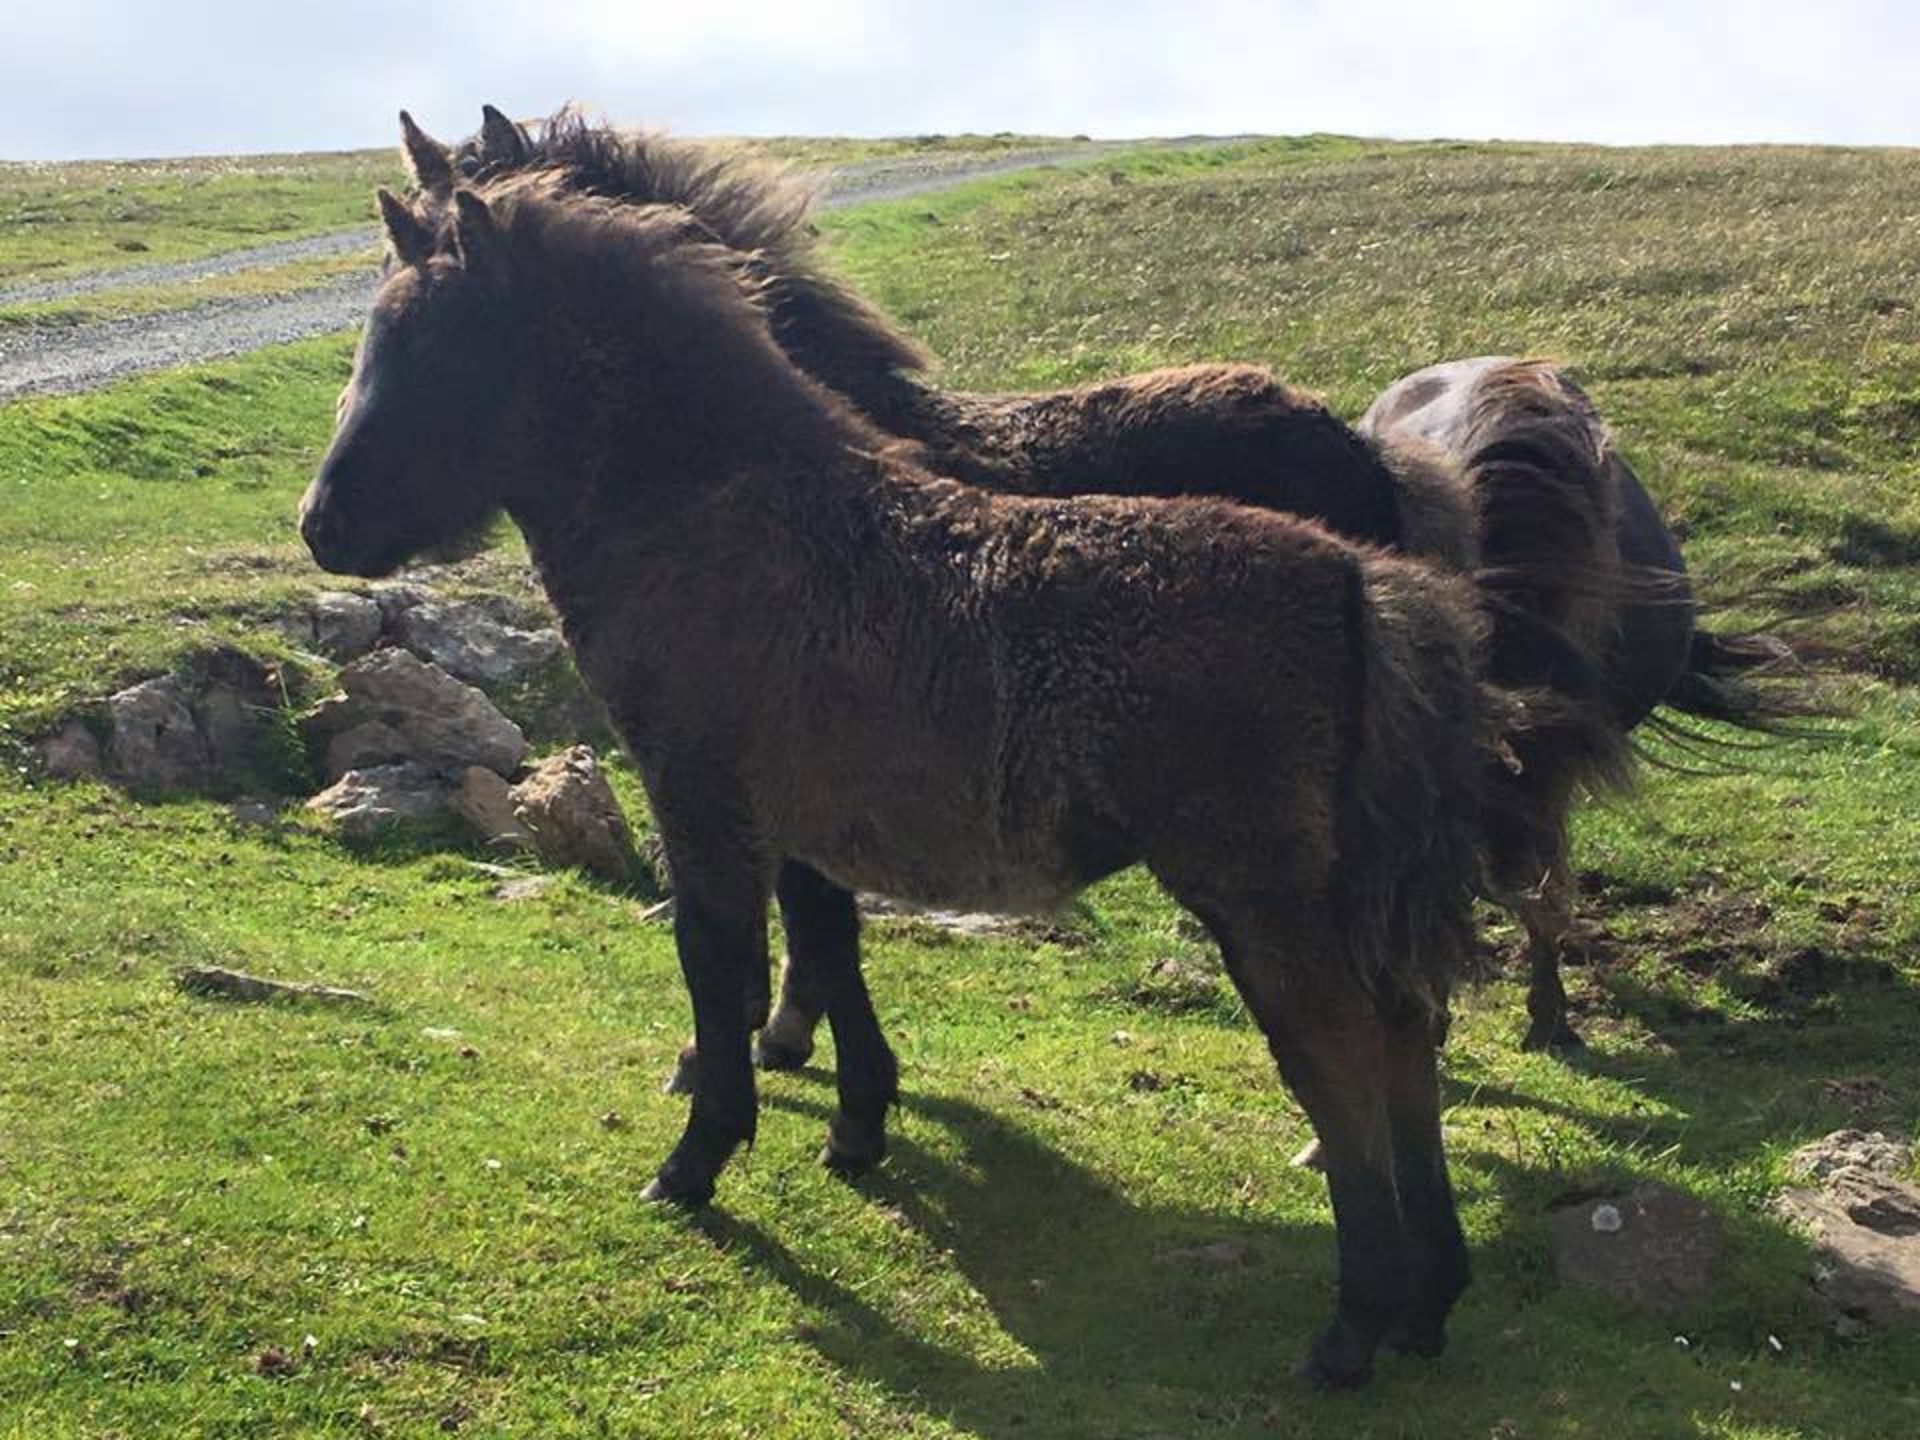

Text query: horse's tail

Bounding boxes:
[1661,625,1821,732]
[1335,554,1496,1017]
[1457,360,1639,897]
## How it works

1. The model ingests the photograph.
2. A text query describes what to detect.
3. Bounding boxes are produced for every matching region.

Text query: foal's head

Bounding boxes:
[298,117,529,577]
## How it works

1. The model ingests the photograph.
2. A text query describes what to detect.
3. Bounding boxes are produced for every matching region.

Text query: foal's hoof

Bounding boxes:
[662,1044,700,1096]
[755,1008,817,1071]
[755,1033,814,1072]
[1520,1019,1587,1057]
[1294,1326,1375,1391]
[819,1115,888,1178]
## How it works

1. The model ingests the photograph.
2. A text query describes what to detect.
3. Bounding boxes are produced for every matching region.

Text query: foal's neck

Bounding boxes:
[500,218,916,644]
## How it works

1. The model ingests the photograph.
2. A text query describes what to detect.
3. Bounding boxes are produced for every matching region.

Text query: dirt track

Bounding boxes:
[0,142,1148,403]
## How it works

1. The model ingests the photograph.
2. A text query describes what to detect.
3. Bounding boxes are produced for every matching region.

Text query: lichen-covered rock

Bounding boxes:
[391,597,565,685]
[1778,1128,1920,1330]
[305,649,526,781]
[106,676,211,793]
[510,745,633,879]
[451,765,534,851]
[38,718,103,780]
[305,763,454,839]
[1787,1129,1913,1183]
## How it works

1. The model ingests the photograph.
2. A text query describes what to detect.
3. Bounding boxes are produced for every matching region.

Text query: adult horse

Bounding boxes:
[296,153,1574,1387]
[1360,357,1798,1047]
[426,108,1795,1061]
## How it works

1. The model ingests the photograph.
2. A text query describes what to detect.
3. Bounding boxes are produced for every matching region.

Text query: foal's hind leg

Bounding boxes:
[1517,857,1584,1055]
[756,864,846,1071]
[661,860,836,1095]
[769,863,898,1174]
[1380,1000,1470,1358]
[1210,909,1414,1390]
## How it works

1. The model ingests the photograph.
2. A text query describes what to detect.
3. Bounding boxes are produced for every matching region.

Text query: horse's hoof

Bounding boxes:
[662,1051,700,1096]
[1520,1020,1586,1057]
[1294,1330,1374,1391]
[1290,1138,1326,1171]
[819,1115,887,1178]
[641,1170,713,1209]
[755,1033,814,1072]
[1387,1315,1448,1360]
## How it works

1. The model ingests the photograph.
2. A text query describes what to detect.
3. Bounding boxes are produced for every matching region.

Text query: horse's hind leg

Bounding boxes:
[770,862,898,1174]
[756,862,844,1071]
[1517,856,1584,1055]
[1380,999,1469,1358]
[1210,908,1413,1390]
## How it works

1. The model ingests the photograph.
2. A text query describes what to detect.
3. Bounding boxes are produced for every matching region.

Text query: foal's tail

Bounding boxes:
[1336,556,1498,1018]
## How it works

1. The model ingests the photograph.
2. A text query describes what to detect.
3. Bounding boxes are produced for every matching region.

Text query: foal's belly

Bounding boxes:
[784,773,1120,918]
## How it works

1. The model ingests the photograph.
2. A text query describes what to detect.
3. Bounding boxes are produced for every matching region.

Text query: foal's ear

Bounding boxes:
[398,109,454,196]
[377,187,433,267]
[479,104,529,166]
[451,190,506,272]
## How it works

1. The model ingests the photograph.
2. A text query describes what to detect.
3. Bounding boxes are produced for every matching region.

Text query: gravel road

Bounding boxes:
[0,142,1156,404]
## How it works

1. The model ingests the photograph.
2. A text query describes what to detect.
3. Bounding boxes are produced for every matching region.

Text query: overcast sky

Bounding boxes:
[2,1,1913,160]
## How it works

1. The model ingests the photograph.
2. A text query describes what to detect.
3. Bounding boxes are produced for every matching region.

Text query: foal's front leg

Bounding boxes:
[659,859,842,1096]
[642,863,771,1208]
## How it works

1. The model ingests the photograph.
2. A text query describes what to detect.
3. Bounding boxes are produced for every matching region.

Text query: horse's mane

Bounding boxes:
[455,107,932,396]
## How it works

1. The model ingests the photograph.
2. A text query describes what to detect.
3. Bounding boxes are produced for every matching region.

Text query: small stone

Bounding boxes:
[492,875,555,903]
[106,675,210,793]
[450,766,534,851]
[1591,1203,1624,1234]
[305,764,454,839]
[509,746,633,880]
[1153,1239,1251,1269]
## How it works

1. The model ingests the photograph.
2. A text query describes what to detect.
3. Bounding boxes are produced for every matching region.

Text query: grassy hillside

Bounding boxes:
[2,138,1919,1438]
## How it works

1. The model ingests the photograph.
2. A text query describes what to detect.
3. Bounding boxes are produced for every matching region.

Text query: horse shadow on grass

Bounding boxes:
[698,1084,1375,1437]
[669,958,1920,1440]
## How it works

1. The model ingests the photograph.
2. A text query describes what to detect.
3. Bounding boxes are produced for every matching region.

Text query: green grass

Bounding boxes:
[4,139,1920,1437]
[0,135,1062,290]
[0,152,398,286]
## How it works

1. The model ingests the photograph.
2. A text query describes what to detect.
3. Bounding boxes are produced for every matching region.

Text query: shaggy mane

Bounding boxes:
[454,106,932,390]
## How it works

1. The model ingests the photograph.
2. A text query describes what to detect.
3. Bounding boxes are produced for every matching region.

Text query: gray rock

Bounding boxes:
[305,763,454,839]
[1778,1128,1920,1330]
[1551,1183,1724,1314]
[38,718,102,780]
[369,581,435,626]
[305,649,527,781]
[310,591,383,661]
[391,597,565,685]
[510,745,633,879]
[451,765,534,851]
[106,676,211,793]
